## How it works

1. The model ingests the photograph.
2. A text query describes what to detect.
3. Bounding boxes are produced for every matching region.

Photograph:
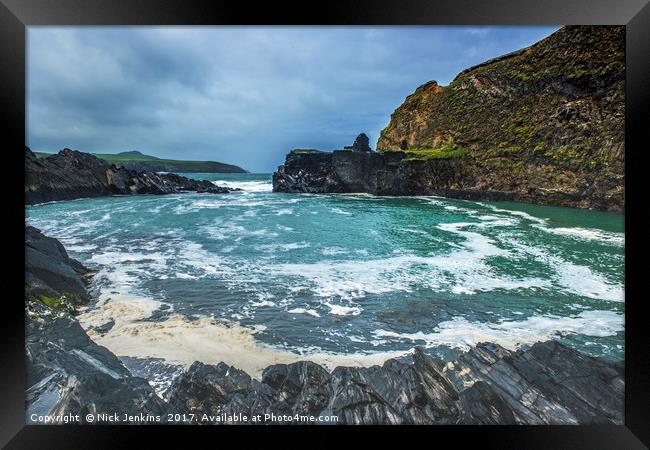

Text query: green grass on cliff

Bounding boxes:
[290,149,324,155]
[34,150,246,173]
[402,143,470,161]
[486,146,523,157]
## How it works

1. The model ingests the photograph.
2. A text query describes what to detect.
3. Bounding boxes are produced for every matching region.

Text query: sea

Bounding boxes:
[26,173,625,392]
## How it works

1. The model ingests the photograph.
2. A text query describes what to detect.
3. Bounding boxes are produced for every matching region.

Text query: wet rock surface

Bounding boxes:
[164,343,623,425]
[26,306,169,423]
[25,225,94,303]
[25,147,233,205]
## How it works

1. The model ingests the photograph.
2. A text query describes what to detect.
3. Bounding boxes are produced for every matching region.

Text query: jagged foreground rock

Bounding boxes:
[24,228,623,425]
[25,147,234,205]
[274,26,624,212]
[164,342,623,425]
[26,305,169,422]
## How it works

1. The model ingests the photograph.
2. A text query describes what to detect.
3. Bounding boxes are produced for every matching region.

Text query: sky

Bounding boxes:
[27,26,559,172]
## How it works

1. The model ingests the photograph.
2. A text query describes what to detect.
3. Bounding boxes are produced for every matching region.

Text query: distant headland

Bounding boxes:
[34,149,247,174]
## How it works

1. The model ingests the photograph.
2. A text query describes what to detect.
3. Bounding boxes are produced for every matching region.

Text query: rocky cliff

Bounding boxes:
[274,26,624,212]
[25,147,233,205]
[25,228,624,425]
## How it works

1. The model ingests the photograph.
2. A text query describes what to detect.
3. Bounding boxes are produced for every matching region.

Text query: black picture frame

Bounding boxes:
[3,0,648,447]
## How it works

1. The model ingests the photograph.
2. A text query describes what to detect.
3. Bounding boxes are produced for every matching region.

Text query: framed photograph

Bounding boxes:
[3,0,649,447]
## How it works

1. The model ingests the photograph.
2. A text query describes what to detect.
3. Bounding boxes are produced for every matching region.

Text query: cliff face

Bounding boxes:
[273,26,624,212]
[376,25,624,211]
[25,147,232,205]
[273,149,503,200]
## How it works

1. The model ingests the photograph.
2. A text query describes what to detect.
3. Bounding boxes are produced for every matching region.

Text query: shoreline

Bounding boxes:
[77,291,414,380]
[75,265,624,381]
[24,225,625,424]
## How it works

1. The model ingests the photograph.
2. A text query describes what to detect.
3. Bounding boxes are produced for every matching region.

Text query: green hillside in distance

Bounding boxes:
[34,150,247,173]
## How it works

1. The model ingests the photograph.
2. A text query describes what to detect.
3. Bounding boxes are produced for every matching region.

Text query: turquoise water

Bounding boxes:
[26,173,625,366]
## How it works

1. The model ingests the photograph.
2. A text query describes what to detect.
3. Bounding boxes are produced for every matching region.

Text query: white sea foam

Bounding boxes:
[65,243,98,252]
[250,299,275,308]
[79,294,407,378]
[201,222,279,241]
[268,217,554,299]
[76,212,112,229]
[255,242,310,252]
[402,228,429,235]
[373,310,624,351]
[288,308,321,317]
[172,195,285,214]
[190,200,225,209]
[175,272,198,280]
[90,250,169,266]
[211,180,272,192]
[478,203,549,224]
[269,257,420,299]
[201,223,248,240]
[175,241,232,278]
[554,259,624,302]
[269,251,549,301]
[536,225,624,245]
[441,218,624,302]
[324,302,362,316]
[477,202,624,246]
[321,246,347,255]
[506,239,624,302]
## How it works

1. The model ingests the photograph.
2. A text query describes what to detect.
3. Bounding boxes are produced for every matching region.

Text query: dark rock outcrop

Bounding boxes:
[273,26,624,212]
[352,133,372,152]
[25,228,168,423]
[164,343,623,425]
[25,226,93,307]
[273,149,472,196]
[26,304,168,423]
[25,147,233,205]
[25,312,169,425]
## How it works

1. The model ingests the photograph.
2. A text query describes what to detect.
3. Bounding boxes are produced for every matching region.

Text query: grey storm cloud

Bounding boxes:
[28,26,558,172]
